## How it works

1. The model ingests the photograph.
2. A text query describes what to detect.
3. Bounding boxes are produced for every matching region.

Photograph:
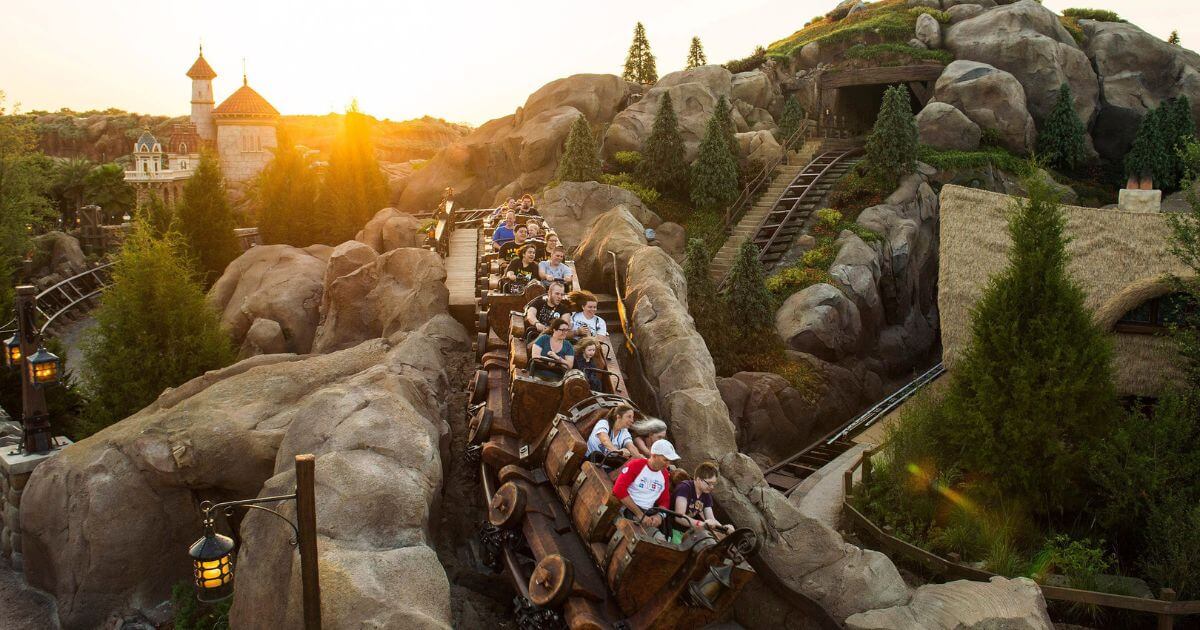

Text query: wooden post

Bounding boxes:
[862,449,874,485]
[15,286,51,453]
[1157,588,1176,630]
[294,454,322,630]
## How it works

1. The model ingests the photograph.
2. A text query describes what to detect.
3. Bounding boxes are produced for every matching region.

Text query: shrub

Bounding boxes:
[909,7,951,23]
[845,43,953,65]
[766,264,832,301]
[769,0,945,58]
[801,243,836,269]
[1033,534,1112,592]
[172,581,230,630]
[828,167,890,213]
[1061,8,1122,22]
[599,173,661,206]
[864,85,918,185]
[723,46,767,74]
[777,95,806,145]
[917,145,1034,178]
[1058,16,1086,45]
[1038,84,1088,172]
[613,150,643,171]
[1125,97,1196,190]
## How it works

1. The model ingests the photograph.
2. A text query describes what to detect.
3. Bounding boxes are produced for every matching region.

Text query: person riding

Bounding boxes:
[520,194,535,212]
[613,440,681,532]
[586,404,635,461]
[492,209,518,245]
[529,316,574,379]
[525,280,566,338]
[671,461,735,543]
[526,219,543,241]
[498,225,530,260]
[539,246,574,285]
[567,290,608,338]
[504,245,540,293]
[544,232,561,257]
[630,418,668,458]
[574,337,608,392]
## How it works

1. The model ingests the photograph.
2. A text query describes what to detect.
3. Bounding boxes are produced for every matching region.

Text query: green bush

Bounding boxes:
[613,151,643,170]
[765,264,832,301]
[172,581,230,630]
[845,43,954,65]
[828,167,890,213]
[599,173,661,206]
[1058,16,1086,45]
[1061,8,1122,22]
[723,46,767,74]
[768,0,945,57]
[864,85,918,186]
[801,243,836,269]
[908,7,951,23]
[1033,534,1112,591]
[917,145,1034,177]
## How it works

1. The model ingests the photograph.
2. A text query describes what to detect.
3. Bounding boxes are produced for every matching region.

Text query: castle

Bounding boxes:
[124,48,279,205]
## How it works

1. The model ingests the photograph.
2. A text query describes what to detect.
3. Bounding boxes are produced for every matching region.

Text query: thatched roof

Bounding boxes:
[938,185,1192,397]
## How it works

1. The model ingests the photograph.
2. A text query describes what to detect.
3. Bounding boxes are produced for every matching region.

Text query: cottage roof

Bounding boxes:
[186,53,217,80]
[212,82,279,119]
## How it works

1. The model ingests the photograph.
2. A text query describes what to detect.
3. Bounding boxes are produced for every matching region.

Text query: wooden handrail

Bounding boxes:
[721,119,813,232]
[752,149,858,267]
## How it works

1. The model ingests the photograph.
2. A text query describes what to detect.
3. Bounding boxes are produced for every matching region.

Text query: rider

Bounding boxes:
[529,316,574,379]
[524,281,566,339]
[612,440,681,533]
[670,461,735,543]
[504,245,540,293]
[585,404,636,462]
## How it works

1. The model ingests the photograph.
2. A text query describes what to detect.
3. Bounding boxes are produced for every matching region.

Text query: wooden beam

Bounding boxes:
[820,65,945,89]
[908,81,932,106]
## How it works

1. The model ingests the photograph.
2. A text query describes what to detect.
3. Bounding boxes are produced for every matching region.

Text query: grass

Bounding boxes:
[1058,15,1086,45]
[845,43,954,66]
[1061,8,1123,22]
[917,145,1034,178]
[764,208,880,302]
[767,1,950,58]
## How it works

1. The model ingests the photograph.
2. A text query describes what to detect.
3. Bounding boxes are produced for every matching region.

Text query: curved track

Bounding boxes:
[0,263,115,339]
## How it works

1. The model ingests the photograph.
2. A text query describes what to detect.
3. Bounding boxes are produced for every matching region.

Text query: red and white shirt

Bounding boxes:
[613,458,670,511]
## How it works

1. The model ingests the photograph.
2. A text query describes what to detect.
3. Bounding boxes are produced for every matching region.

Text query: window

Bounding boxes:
[179,142,187,154]
[1116,293,1196,333]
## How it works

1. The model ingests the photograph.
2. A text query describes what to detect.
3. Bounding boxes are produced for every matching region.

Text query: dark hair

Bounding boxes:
[520,244,538,258]
[566,289,597,311]
[551,316,572,332]
[695,461,719,481]
[608,403,635,423]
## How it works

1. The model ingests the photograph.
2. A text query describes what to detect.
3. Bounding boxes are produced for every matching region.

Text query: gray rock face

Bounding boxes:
[916,101,982,151]
[574,206,650,292]
[933,60,1037,154]
[845,577,1054,630]
[943,0,1099,123]
[736,129,784,166]
[537,181,661,251]
[946,3,984,22]
[653,221,686,262]
[775,283,863,362]
[32,231,87,279]
[830,234,884,340]
[719,372,817,459]
[915,12,942,49]
[239,317,287,358]
[354,207,423,254]
[732,69,782,112]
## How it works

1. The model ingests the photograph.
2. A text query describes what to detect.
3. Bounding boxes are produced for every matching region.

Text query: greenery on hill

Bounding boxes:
[766,1,949,59]
[556,114,602,183]
[176,151,240,282]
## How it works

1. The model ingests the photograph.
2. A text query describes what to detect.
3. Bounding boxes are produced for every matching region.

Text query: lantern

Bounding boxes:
[189,520,236,603]
[26,346,60,386]
[4,335,20,368]
[686,562,734,611]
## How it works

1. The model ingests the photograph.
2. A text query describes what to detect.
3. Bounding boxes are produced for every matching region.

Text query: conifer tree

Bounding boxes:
[622,22,658,84]
[929,176,1118,513]
[686,37,707,69]
[722,239,773,333]
[1037,84,1087,172]
[556,114,602,183]
[1168,30,1181,45]
[864,85,918,184]
[1127,98,1196,189]
[637,91,688,196]
[323,102,389,243]
[254,130,320,247]
[176,151,240,283]
[1166,96,1197,186]
[79,220,234,435]
[777,95,805,146]
[136,191,173,237]
[683,237,731,358]
[713,95,739,158]
[690,112,739,211]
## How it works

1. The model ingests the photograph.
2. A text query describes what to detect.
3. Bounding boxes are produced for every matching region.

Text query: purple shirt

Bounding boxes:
[672,480,712,520]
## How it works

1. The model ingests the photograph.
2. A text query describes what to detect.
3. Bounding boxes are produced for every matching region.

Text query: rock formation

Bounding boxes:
[538,181,661,251]
[932,61,1036,154]
[915,101,981,151]
[845,577,1054,630]
[355,207,424,254]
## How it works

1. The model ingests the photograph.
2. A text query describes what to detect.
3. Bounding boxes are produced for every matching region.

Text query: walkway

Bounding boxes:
[446,227,479,329]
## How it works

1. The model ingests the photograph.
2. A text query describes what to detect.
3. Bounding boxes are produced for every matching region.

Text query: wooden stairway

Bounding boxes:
[710,162,806,283]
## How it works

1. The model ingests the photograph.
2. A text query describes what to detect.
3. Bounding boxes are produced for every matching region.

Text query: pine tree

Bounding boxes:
[713,95,739,158]
[79,220,235,435]
[777,95,805,146]
[1168,30,1181,45]
[322,102,389,243]
[690,112,739,211]
[1165,96,1197,187]
[722,239,773,333]
[555,114,601,183]
[136,191,174,237]
[1126,98,1196,189]
[864,85,918,185]
[622,22,658,85]
[683,237,732,359]
[254,130,320,247]
[686,37,707,69]
[929,176,1118,514]
[637,91,688,196]
[1037,84,1087,172]
[175,151,240,283]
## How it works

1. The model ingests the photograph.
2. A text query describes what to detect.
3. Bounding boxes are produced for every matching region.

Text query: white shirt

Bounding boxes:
[586,419,631,457]
[571,312,608,337]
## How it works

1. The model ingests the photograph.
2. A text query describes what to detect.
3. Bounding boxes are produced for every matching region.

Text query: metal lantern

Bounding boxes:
[3,335,20,368]
[189,520,236,603]
[26,346,60,386]
[686,562,734,611]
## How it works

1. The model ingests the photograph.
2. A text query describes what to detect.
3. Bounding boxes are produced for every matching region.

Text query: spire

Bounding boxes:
[187,45,217,80]
[242,58,247,86]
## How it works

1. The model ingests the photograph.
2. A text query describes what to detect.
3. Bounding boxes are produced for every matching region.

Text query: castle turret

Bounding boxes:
[187,47,218,142]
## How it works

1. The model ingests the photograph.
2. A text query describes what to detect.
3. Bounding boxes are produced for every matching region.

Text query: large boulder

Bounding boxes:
[943,0,1099,124]
[829,234,884,339]
[32,231,87,279]
[573,206,650,291]
[355,207,423,254]
[653,221,687,262]
[718,372,818,459]
[208,244,332,355]
[538,182,661,251]
[775,283,863,362]
[731,69,781,112]
[736,130,783,167]
[915,12,942,49]
[916,102,981,151]
[932,60,1037,154]
[845,577,1053,630]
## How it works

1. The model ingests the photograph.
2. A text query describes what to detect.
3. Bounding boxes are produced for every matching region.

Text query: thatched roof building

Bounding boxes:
[938,185,1192,397]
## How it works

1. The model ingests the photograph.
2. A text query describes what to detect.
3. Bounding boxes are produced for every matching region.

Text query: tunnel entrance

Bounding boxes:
[814,64,943,137]
[829,82,925,135]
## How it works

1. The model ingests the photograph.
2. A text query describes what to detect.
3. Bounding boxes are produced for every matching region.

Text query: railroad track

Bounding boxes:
[0,263,115,339]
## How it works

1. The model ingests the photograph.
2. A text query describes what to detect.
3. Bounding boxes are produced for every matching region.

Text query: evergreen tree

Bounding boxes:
[1168,30,1181,45]
[622,22,658,85]
[0,101,53,313]
[136,191,174,237]
[1166,96,1197,186]
[1166,140,1200,391]
[686,37,707,69]
[722,239,773,333]
[79,220,235,435]
[555,114,601,183]
[864,85,918,184]
[322,102,389,243]
[176,151,240,283]
[1038,84,1087,172]
[1127,98,1196,189]
[637,91,688,196]
[254,130,320,247]
[713,95,739,158]
[690,112,739,211]
[683,237,732,359]
[928,176,1118,514]
[777,95,805,146]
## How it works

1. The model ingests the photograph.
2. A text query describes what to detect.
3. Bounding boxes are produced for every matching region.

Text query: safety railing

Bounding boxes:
[721,119,813,233]
[0,262,115,338]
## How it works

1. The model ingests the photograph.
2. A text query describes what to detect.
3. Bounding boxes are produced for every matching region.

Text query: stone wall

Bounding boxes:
[216,122,277,186]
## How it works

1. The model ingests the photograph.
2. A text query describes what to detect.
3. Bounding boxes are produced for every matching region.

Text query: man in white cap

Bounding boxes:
[612,439,681,530]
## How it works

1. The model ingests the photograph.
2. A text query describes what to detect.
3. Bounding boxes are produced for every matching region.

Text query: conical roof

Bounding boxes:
[134,129,159,152]
[212,82,279,118]
[186,53,217,80]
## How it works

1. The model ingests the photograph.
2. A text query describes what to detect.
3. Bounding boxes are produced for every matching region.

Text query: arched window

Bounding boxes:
[1116,293,1196,334]
[179,142,188,154]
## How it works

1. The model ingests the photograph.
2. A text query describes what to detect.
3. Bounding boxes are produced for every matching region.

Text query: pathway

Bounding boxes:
[446,227,480,329]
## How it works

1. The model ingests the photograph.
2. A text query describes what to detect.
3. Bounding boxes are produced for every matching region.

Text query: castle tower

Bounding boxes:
[186,46,218,142]
[212,72,279,187]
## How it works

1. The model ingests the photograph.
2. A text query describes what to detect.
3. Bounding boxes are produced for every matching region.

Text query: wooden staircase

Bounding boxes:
[709,162,807,283]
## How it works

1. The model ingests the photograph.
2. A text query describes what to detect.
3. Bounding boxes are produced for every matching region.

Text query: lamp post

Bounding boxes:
[188,454,322,629]
[5,286,62,454]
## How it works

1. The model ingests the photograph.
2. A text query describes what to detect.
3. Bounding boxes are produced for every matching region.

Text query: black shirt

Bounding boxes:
[527,295,564,329]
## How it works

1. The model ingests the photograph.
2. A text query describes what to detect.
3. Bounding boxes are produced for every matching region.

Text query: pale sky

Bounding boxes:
[1,0,1196,126]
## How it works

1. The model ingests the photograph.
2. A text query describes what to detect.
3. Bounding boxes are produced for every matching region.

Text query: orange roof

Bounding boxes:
[212,83,279,118]
[186,54,217,80]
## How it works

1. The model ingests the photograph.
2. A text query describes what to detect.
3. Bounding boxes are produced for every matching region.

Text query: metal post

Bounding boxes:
[15,286,51,453]
[294,454,321,630]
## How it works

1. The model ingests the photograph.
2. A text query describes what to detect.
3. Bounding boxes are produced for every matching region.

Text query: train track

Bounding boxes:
[0,263,115,339]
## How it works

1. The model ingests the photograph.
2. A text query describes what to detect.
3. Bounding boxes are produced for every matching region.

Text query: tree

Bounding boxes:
[686,37,707,69]
[722,239,773,333]
[713,95,738,158]
[555,115,601,183]
[637,91,688,196]
[1037,84,1087,172]
[622,22,658,85]
[777,95,805,146]
[690,111,739,211]
[322,102,389,243]
[253,130,321,247]
[683,237,732,359]
[928,175,1118,515]
[864,85,918,184]
[0,97,53,313]
[79,220,234,435]
[137,191,174,237]
[51,157,93,225]
[176,151,240,283]
[85,163,135,222]
[1168,30,1181,45]
[1127,97,1196,189]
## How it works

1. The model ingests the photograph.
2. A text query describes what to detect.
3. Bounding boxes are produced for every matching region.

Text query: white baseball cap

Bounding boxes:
[651,439,680,461]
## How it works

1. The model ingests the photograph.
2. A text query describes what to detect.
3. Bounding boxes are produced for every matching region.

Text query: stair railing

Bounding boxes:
[721,119,813,233]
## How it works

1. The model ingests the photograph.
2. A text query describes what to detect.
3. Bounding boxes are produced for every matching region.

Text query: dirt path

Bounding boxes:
[0,557,58,630]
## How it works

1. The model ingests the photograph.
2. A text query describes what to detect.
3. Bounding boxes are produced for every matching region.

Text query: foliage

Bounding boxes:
[767,1,949,57]
[79,220,234,436]
[253,130,321,247]
[1168,30,1181,45]
[1143,500,1200,599]
[0,336,86,441]
[49,157,92,222]
[765,264,832,301]
[171,581,230,630]
[713,96,738,158]
[612,151,643,171]
[917,145,1034,178]
[1125,97,1196,190]
[1061,8,1122,22]
[1033,534,1112,591]
[321,102,390,243]
[1038,84,1088,172]
[690,111,739,211]
[686,37,707,69]
[0,101,54,313]
[776,96,806,146]
[723,46,767,74]
[864,85,918,187]
[1166,141,1200,389]
[175,151,240,283]
[766,208,878,301]
[136,191,174,237]
[683,237,724,342]
[599,173,661,206]
[828,166,890,214]
[84,163,135,222]
[556,115,602,183]
[622,22,658,84]
[636,91,689,197]
[845,43,953,65]
[722,240,774,332]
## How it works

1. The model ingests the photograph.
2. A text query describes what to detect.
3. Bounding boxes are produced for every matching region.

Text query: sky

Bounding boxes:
[1,0,1197,126]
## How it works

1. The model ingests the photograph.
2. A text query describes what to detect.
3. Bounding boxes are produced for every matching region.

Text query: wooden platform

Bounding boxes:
[446,228,479,329]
